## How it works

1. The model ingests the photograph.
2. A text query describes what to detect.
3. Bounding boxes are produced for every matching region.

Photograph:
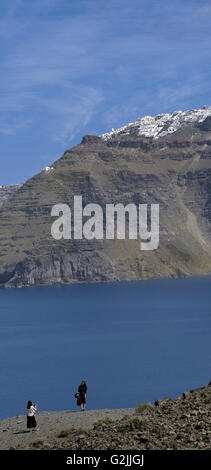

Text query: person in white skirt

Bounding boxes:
[26,401,38,431]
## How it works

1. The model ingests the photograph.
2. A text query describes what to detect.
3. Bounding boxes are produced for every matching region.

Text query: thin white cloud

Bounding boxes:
[38,86,103,143]
[0,0,211,140]
[0,120,30,135]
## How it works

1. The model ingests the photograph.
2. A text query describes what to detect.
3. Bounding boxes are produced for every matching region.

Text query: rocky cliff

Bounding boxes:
[0,107,211,288]
[0,184,23,208]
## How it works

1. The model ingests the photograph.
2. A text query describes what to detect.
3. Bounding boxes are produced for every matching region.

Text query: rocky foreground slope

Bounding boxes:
[0,107,211,287]
[1,384,210,450]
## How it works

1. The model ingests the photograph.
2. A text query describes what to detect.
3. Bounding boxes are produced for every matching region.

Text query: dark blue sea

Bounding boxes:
[0,277,210,419]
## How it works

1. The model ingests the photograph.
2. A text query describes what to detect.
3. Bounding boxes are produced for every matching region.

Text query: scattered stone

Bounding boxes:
[0,385,210,450]
[182,392,189,399]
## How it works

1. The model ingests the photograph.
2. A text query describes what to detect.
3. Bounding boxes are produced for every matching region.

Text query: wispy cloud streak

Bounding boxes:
[0,0,211,181]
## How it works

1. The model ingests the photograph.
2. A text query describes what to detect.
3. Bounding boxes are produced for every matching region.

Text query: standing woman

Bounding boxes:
[26,401,38,431]
[78,381,87,411]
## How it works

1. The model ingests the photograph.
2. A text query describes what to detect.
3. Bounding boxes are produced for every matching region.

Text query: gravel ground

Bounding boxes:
[1,385,210,450]
[0,408,134,450]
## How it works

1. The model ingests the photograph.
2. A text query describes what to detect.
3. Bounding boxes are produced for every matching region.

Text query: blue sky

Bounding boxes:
[0,0,211,184]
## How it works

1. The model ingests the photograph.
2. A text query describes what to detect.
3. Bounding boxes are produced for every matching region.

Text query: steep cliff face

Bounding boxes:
[0,184,23,208]
[0,107,211,288]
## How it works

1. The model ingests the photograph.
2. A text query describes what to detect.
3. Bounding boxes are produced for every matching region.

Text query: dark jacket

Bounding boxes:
[78,383,87,394]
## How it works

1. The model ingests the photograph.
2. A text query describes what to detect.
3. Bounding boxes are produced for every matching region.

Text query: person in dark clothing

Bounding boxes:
[78,381,87,411]
[26,401,38,431]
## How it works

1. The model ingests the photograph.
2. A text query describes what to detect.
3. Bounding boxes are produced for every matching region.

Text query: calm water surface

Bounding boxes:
[0,277,210,419]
